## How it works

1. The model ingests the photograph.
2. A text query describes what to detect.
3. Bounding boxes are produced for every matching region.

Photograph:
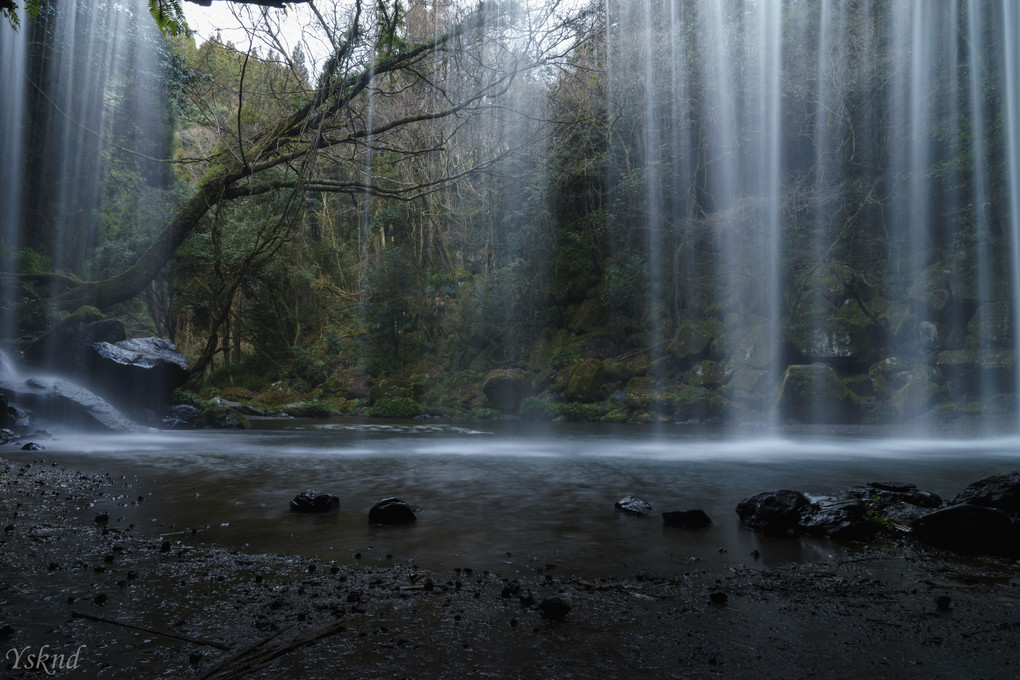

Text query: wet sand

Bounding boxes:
[2,454,1019,679]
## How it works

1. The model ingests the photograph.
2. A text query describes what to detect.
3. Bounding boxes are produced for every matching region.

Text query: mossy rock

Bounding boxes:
[529,336,555,374]
[868,357,910,399]
[965,302,1013,350]
[482,368,529,413]
[624,376,653,395]
[602,408,629,423]
[203,403,251,429]
[935,349,1015,398]
[774,364,860,424]
[908,265,952,316]
[890,371,941,418]
[367,380,412,404]
[565,358,605,402]
[727,369,767,393]
[284,400,338,418]
[667,318,721,361]
[723,323,775,372]
[675,395,727,422]
[602,359,631,383]
[684,360,725,387]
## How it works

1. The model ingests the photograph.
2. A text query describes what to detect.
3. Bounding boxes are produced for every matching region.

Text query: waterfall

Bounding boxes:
[602,0,1020,428]
[0,0,166,349]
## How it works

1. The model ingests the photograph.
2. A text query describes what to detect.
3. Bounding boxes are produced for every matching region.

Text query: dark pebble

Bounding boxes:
[936,595,952,611]
[538,597,571,620]
[709,591,728,605]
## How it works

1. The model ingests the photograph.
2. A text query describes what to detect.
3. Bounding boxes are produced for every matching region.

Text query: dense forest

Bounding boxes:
[3,0,1020,428]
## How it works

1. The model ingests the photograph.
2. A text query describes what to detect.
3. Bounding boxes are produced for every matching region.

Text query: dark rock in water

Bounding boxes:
[0,428,13,445]
[20,442,43,451]
[289,491,340,513]
[736,490,810,534]
[90,337,189,416]
[868,481,917,493]
[0,393,6,429]
[162,404,204,430]
[538,596,571,620]
[800,497,875,540]
[615,495,652,516]
[662,509,712,528]
[846,483,943,526]
[910,503,1012,554]
[952,471,1020,516]
[368,497,417,524]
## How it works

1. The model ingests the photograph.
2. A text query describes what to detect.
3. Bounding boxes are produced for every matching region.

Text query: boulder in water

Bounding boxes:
[736,490,810,535]
[289,491,340,512]
[910,504,1013,555]
[90,338,189,417]
[615,495,652,516]
[368,497,417,524]
[952,471,1020,516]
[662,509,712,528]
[162,404,204,430]
[799,497,874,540]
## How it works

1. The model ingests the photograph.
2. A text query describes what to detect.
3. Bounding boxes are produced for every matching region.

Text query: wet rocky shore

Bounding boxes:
[2,454,1019,679]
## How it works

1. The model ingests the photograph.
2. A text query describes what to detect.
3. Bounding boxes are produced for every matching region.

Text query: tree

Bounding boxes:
[39,1,578,318]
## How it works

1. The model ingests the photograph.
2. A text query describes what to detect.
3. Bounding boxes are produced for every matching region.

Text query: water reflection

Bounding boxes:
[15,420,1020,577]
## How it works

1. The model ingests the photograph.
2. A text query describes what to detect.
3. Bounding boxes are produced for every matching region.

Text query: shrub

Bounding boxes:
[552,402,606,422]
[368,397,423,418]
[519,396,554,420]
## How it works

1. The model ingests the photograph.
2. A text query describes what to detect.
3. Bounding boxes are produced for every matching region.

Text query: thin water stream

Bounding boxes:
[12,421,1020,577]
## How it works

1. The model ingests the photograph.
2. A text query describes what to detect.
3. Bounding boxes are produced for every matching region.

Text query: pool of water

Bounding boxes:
[12,418,1020,577]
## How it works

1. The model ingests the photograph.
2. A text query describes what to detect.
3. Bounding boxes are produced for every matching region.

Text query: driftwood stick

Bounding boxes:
[200,621,348,680]
[71,611,231,650]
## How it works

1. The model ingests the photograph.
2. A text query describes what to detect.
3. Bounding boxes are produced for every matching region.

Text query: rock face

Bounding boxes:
[662,509,712,528]
[90,338,189,417]
[615,495,652,516]
[289,491,340,512]
[368,497,417,524]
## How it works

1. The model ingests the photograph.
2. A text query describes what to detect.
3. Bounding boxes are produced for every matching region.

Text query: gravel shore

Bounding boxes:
[2,454,1019,679]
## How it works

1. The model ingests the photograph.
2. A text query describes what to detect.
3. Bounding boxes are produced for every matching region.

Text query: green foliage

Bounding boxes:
[172,388,209,411]
[2,0,40,30]
[148,0,188,37]
[368,396,423,418]
[519,396,554,420]
[551,402,606,422]
[17,247,49,275]
[287,399,335,418]
[470,407,502,420]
